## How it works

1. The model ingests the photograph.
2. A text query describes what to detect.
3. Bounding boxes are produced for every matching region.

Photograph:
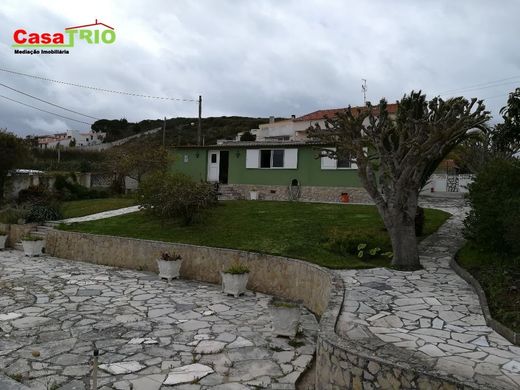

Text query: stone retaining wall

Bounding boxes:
[225,184,371,203]
[45,230,332,316]
[0,223,37,248]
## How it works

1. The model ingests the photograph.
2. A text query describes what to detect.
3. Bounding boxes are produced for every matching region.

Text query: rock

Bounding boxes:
[0,313,23,321]
[228,360,282,381]
[11,316,51,329]
[163,363,214,385]
[98,361,146,375]
[227,336,253,349]
[194,340,226,354]
[130,374,165,390]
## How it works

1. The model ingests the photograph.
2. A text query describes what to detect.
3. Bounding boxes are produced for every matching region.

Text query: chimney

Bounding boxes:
[269,116,275,124]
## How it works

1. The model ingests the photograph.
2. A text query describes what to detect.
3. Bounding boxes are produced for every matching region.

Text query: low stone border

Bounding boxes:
[450,256,519,346]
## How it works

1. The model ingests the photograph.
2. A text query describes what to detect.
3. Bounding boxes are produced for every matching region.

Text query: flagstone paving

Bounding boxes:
[0,250,317,389]
[336,196,520,389]
[57,205,141,225]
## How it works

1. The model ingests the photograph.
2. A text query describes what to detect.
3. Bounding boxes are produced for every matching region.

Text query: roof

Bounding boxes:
[295,103,398,122]
[178,140,330,149]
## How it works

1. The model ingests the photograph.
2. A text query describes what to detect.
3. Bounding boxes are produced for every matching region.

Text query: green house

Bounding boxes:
[171,141,370,203]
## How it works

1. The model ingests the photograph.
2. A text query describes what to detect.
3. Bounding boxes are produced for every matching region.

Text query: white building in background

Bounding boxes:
[37,130,105,149]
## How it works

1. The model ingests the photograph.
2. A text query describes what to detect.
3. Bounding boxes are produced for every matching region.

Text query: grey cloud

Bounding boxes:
[1,0,519,136]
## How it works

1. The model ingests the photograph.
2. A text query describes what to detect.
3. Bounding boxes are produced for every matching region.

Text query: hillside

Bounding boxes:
[92,116,273,146]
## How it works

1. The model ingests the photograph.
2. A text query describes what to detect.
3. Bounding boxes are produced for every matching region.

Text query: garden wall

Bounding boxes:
[221,184,372,203]
[0,223,38,248]
[44,230,332,316]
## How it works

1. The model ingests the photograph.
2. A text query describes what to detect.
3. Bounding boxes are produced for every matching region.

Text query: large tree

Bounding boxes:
[0,130,29,202]
[309,92,490,269]
[106,141,169,193]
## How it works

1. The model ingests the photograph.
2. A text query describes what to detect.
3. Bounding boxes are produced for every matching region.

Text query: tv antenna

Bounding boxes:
[361,79,367,104]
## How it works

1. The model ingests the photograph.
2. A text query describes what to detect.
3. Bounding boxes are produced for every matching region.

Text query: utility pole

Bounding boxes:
[162,116,166,147]
[197,95,202,146]
[361,79,367,105]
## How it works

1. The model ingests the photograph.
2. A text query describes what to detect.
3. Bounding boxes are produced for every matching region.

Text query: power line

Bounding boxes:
[0,94,92,125]
[0,67,198,102]
[0,82,100,120]
[437,75,520,95]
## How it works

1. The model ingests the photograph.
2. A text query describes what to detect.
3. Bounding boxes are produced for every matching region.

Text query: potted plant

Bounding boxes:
[0,229,7,250]
[221,263,250,297]
[269,298,302,338]
[21,235,45,257]
[156,251,183,281]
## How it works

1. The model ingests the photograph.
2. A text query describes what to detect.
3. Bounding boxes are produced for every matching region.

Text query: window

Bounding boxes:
[321,148,357,170]
[272,150,284,167]
[246,149,297,169]
[211,153,217,163]
[260,150,271,168]
[260,149,285,168]
[337,154,351,168]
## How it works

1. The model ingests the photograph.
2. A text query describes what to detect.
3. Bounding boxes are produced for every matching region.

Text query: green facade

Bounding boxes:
[171,146,361,187]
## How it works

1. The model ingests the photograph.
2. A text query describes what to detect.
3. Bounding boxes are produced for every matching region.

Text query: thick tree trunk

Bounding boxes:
[387,221,420,269]
[379,192,421,270]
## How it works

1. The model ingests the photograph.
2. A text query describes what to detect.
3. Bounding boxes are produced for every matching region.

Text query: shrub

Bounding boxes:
[54,174,109,200]
[18,185,51,204]
[322,229,381,257]
[464,158,520,255]
[138,172,217,225]
[26,203,62,223]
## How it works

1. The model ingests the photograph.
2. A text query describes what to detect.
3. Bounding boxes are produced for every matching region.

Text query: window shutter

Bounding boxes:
[320,148,337,169]
[246,149,259,168]
[284,149,298,169]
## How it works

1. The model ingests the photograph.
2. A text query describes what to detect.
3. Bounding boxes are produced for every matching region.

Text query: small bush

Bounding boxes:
[464,158,520,256]
[138,172,217,225]
[26,203,62,223]
[18,185,51,204]
[54,174,109,201]
[223,263,250,274]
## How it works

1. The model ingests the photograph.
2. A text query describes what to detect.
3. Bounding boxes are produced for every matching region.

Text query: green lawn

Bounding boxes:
[60,201,449,269]
[61,198,136,219]
[457,243,520,333]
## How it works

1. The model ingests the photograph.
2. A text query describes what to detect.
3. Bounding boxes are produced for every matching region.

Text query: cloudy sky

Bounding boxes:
[1,0,519,136]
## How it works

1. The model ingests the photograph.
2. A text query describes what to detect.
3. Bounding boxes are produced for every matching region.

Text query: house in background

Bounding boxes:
[36,129,105,149]
[171,104,398,203]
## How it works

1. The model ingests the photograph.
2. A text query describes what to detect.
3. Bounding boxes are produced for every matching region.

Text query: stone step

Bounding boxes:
[44,221,59,228]
[14,242,23,251]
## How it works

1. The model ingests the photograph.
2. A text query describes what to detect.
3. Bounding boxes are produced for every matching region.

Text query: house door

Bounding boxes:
[219,151,229,184]
[207,151,219,182]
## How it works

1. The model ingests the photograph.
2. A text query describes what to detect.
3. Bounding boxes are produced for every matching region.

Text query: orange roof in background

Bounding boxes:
[295,103,398,122]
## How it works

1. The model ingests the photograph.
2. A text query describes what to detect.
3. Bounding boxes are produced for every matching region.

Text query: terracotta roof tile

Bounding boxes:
[295,103,398,122]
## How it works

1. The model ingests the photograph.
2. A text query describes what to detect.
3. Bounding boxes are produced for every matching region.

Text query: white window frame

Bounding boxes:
[320,147,358,170]
[245,148,298,169]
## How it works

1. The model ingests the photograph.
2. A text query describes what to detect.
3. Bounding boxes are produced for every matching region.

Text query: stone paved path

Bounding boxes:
[0,251,317,389]
[58,206,141,224]
[336,197,520,389]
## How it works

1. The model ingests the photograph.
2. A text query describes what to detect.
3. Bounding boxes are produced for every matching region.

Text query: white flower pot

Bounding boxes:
[21,240,45,257]
[250,191,258,200]
[157,259,183,281]
[221,271,249,297]
[0,235,7,250]
[269,300,301,338]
